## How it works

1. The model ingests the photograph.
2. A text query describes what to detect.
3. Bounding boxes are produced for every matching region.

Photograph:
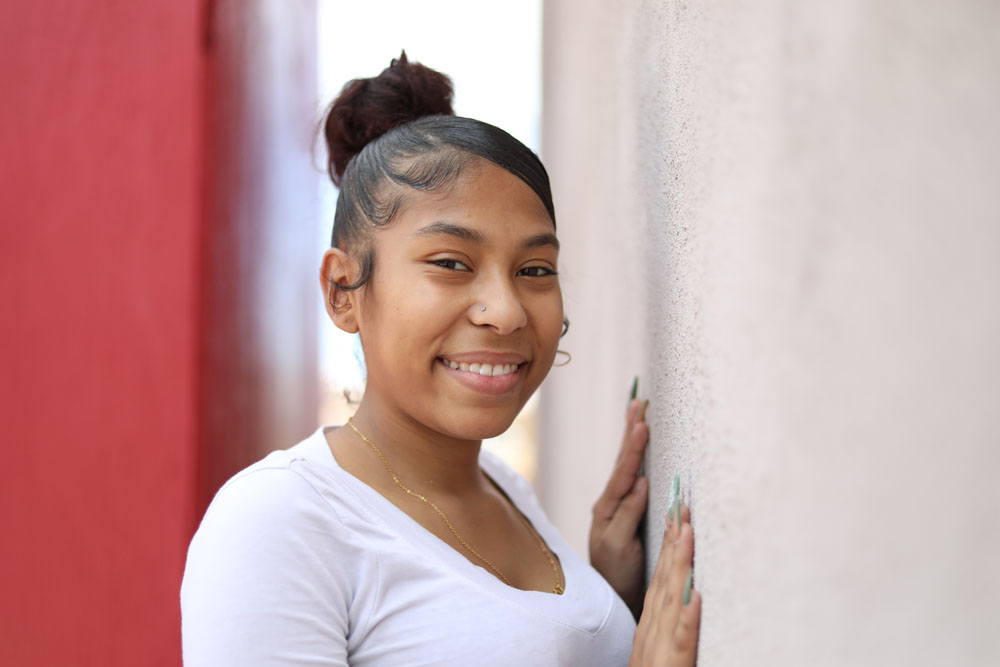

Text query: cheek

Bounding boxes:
[369,281,453,364]
[535,292,565,350]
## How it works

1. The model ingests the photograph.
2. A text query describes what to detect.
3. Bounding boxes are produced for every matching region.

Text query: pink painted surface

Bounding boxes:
[541,1,1000,665]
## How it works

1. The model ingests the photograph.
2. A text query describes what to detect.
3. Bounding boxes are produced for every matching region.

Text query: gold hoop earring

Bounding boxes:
[553,350,572,367]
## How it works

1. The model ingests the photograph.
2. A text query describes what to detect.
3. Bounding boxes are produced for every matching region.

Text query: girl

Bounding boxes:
[181,53,700,666]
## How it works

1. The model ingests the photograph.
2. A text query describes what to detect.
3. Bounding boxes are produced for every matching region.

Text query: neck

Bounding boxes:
[346,397,486,497]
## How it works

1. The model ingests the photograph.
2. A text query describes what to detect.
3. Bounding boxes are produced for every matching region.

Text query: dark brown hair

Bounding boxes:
[322,52,556,296]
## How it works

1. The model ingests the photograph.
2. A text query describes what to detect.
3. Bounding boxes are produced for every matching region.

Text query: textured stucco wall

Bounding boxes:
[539,1,1000,664]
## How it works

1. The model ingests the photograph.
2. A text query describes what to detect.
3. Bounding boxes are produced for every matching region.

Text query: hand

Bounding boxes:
[590,397,650,618]
[630,501,700,666]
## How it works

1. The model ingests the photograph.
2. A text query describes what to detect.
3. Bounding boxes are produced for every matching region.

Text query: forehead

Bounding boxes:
[388,160,556,242]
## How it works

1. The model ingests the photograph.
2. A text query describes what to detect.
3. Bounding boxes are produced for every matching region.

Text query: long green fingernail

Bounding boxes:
[629,376,638,401]
[638,399,649,422]
[671,475,680,521]
[683,568,694,605]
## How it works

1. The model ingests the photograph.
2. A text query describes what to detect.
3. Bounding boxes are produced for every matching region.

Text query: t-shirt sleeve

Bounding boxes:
[181,466,359,666]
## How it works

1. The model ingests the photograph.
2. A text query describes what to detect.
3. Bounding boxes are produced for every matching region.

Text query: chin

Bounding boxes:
[439,410,520,442]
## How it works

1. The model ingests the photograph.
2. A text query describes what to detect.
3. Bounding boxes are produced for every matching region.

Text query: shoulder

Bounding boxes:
[194,466,332,551]
[195,431,345,540]
[184,427,371,568]
[181,429,365,665]
[181,428,372,611]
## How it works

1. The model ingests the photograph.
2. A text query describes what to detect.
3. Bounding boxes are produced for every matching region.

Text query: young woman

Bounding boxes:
[181,53,700,666]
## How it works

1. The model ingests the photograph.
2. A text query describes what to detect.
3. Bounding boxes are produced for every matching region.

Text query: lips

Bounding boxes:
[439,357,520,377]
[436,353,529,396]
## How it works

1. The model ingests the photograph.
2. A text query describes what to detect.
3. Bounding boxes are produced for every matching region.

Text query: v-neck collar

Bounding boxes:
[298,425,614,635]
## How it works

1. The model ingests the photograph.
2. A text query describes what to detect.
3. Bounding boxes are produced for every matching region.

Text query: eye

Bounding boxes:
[430,258,471,271]
[518,266,557,278]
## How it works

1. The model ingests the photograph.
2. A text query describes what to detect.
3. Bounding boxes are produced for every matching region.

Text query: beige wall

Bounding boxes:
[539,1,1000,664]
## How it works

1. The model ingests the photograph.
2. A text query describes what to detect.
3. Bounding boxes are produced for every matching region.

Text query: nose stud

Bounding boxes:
[478,305,487,312]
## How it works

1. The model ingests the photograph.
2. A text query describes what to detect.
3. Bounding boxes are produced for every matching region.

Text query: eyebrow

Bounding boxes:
[521,232,560,251]
[414,221,560,251]
[413,221,485,243]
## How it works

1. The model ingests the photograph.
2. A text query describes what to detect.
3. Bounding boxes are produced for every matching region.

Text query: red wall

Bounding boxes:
[0,2,204,664]
[0,1,321,662]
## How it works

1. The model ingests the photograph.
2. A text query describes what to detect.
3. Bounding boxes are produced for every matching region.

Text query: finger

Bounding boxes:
[614,399,646,467]
[648,530,692,651]
[668,520,694,592]
[625,397,643,429]
[593,420,649,521]
[670,589,701,667]
[656,521,691,598]
[637,532,674,660]
[612,420,648,485]
[647,522,679,605]
[667,502,691,538]
[644,532,669,598]
[601,476,648,545]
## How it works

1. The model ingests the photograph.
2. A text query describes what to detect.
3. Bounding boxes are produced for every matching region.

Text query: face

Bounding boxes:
[328,159,563,441]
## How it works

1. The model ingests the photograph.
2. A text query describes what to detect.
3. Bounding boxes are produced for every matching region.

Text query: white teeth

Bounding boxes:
[441,358,520,377]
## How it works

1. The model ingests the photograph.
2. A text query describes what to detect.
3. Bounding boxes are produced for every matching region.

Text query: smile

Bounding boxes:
[439,358,521,377]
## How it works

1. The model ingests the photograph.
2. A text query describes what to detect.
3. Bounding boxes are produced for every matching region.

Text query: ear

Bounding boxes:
[319,247,360,334]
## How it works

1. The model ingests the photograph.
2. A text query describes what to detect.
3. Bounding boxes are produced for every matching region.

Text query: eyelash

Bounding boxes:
[518,266,557,277]
[429,259,557,277]
[431,258,471,271]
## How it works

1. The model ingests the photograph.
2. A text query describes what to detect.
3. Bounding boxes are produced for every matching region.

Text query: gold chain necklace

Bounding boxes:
[346,417,564,595]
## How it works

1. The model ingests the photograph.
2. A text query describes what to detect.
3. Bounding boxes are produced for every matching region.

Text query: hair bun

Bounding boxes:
[324,51,454,185]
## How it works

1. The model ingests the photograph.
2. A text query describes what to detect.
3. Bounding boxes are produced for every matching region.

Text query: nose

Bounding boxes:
[469,271,528,335]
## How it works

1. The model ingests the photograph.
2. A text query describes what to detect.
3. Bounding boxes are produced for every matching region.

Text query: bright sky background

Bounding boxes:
[317,0,542,150]
[315,0,543,395]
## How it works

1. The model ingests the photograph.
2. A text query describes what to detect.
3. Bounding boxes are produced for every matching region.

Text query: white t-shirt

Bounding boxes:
[181,425,636,666]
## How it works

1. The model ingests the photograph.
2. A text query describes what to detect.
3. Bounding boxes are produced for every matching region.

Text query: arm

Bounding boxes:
[180,469,352,666]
